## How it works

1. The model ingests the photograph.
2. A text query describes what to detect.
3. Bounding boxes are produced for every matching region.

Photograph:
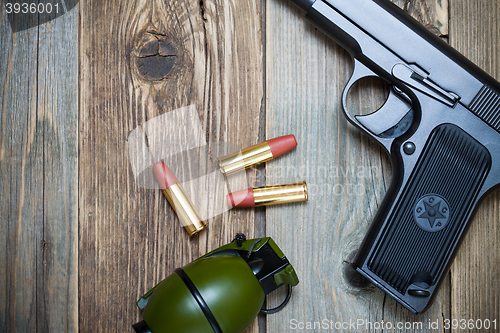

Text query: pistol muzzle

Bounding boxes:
[289,0,315,13]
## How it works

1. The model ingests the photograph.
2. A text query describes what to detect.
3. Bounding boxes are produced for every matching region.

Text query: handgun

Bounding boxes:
[289,0,500,313]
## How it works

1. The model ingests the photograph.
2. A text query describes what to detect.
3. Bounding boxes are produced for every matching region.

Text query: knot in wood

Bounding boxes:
[343,249,371,289]
[132,32,177,81]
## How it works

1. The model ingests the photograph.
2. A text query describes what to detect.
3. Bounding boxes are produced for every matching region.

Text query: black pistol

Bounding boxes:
[289,0,500,313]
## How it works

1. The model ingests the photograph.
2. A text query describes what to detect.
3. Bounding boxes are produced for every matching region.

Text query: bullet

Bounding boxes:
[217,134,298,175]
[153,161,207,237]
[227,181,308,208]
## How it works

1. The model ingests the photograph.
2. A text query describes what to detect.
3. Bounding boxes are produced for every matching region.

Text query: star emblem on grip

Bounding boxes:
[418,200,446,228]
[413,194,450,232]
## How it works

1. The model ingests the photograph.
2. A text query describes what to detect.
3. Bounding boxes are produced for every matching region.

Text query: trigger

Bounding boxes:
[356,87,413,137]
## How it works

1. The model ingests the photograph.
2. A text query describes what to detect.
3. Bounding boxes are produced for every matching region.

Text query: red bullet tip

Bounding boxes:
[267,134,297,158]
[153,161,179,190]
[227,188,255,208]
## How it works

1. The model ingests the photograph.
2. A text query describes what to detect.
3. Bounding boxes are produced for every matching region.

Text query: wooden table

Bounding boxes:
[1,0,498,332]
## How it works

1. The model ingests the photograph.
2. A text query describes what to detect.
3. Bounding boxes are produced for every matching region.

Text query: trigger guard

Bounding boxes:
[341,58,380,123]
[341,59,408,150]
[356,87,413,137]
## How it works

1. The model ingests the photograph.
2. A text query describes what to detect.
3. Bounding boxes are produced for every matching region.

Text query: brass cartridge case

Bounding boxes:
[163,183,207,236]
[253,181,308,207]
[217,142,273,175]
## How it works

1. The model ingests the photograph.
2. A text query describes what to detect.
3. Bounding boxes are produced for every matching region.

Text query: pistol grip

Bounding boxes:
[353,123,492,313]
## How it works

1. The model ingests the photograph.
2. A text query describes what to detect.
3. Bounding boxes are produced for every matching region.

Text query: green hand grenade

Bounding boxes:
[133,235,299,333]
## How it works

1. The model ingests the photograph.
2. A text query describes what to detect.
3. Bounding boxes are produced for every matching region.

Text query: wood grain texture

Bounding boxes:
[1,0,497,331]
[0,6,79,333]
[0,12,39,333]
[265,0,464,331]
[393,0,449,37]
[79,0,264,331]
[37,8,79,332]
[449,0,500,325]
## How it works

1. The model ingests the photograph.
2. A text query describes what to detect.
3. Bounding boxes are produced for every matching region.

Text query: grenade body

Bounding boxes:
[134,237,299,333]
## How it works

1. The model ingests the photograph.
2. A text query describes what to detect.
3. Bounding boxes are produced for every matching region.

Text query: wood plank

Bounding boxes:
[449,0,500,325]
[0,12,40,333]
[79,0,264,331]
[265,1,452,331]
[0,5,79,332]
[36,7,79,332]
